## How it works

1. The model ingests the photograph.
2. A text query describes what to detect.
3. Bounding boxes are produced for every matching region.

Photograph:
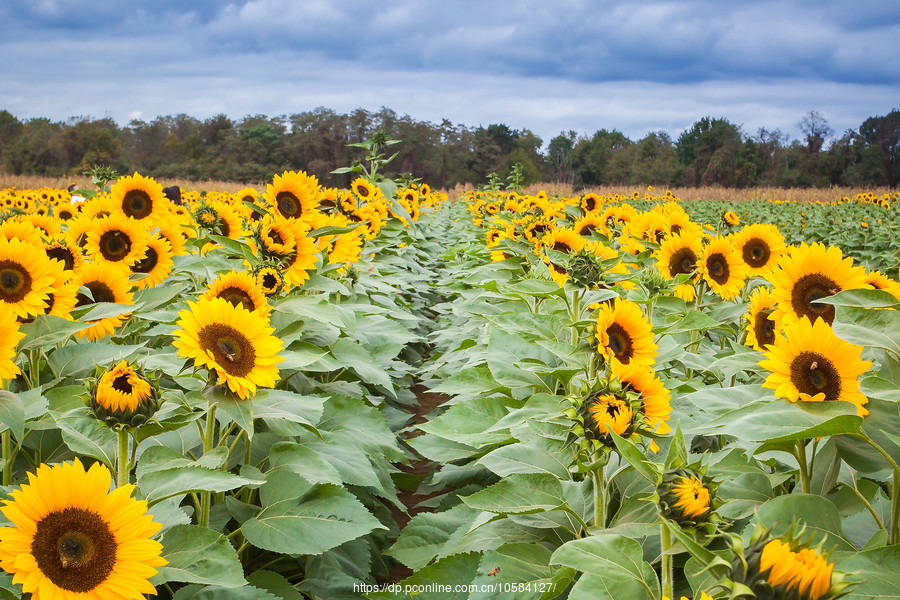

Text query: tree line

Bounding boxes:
[0,106,897,189]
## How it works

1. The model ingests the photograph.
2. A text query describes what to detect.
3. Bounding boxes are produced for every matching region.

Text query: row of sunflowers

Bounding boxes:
[388,189,900,599]
[0,171,452,599]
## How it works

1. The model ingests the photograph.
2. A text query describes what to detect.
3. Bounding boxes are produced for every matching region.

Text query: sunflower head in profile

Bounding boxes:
[759,316,871,416]
[698,236,747,301]
[723,524,854,600]
[611,360,672,450]
[731,223,785,276]
[0,458,166,600]
[0,311,24,384]
[722,210,740,227]
[91,360,159,428]
[201,269,271,317]
[769,242,869,326]
[744,286,780,352]
[595,297,657,367]
[263,170,320,220]
[107,172,168,224]
[173,296,284,400]
[657,467,716,526]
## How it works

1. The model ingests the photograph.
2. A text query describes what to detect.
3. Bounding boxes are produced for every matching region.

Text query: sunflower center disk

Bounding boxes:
[0,261,31,302]
[218,287,256,312]
[99,231,132,261]
[670,249,696,275]
[707,254,729,283]
[606,323,634,363]
[76,282,115,307]
[112,373,133,394]
[133,248,159,273]
[46,246,76,270]
[32,508,116,593]
[755,311,777,347]
[276,192,301,217]
[123,190,152,219]
[792,273,838,324]
[743,238,770,267]
[199,324,257,378]
[790,351,842,402]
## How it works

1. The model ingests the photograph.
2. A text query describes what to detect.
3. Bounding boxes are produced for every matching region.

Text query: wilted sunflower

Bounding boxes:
[595,297,657,367]
[84,214,149,270]
[263,170,320,220]
[769,242,869,326]
[698,237,747,300]
[72,262,135,341]
[201,269,271,317]
[731,223,785,276]
[173,296,284,399]
[0,458,166,600]
[130,235,174,290]
[0,236,58,319]
[0,311,24,383]
[744,286,779,352]
[108,172,168,224]
[759,316,871,416]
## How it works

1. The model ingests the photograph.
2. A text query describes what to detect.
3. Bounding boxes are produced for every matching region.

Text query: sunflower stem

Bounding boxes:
[661,522,674,600]
[199,404,217,528]
[117,428,130,486]
[892,469,900,544]
[1,430,11,486]
[795,439,811,494]
[592,465,606,528]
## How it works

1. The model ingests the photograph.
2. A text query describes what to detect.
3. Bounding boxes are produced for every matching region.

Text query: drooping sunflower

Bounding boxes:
[172,296,284,399]
[759,316,871,416]
[0,311,24,383]
[744,286,779,352]
[698,236,747,300]
[130,235,174,290]
[73,262,135,341]
[0,236,58,319]
[731,223,786,276]
[0,458,166,599]
[108,172,168,224]
[201,269,271,317]
[263,170,320,221]
[83,213,149,270]
[769,242,869,326]
[595,297,657,367]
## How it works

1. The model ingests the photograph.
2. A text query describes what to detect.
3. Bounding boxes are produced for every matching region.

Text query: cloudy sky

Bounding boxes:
[1,0,898,147]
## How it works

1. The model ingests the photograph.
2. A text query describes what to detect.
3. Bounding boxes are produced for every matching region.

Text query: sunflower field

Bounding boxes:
[0,166,899,600]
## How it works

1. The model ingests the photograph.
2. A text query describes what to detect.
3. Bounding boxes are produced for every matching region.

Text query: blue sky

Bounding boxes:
[1,0,898,147]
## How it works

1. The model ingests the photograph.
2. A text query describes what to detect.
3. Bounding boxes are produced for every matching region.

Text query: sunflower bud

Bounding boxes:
[566,372,642,459]
[567,251,604,289]
[657,467,715,526]
[90,360,159,429]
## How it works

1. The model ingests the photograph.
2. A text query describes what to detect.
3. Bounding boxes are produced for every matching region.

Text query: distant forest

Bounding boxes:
[0,107,897,189]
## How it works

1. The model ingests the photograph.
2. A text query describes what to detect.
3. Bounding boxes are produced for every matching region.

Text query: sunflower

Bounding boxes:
[723,210,740,226]
[263,170,320,220]
[108,172,168,224]
[0,458,166,599]
[283,225,319,287]
[34,265,79,322]
[172,296,284,399]
[0,219,44,247]
[44,237,84,271]
[350,178,379,202]
[759,317,871,416]
[0,311,23,383]
[583,393,635,440]
[73,262,135,341]
[156,222,189,257]
[744,286,779,352]
[93,360,154,416]
[255,266,286,297]
[580,193,603,213]
[769,242,869,326]
[698,236,747,300]
[201,270,271,317]
[658,468,713,525]
[542,227,585,256]
[731,223,785,276]
[255,215,296,258]
[84,214,149,270]
[656,231,702,281]
[611,360,672,439]
[595,297,657,367]
[523,219,554,245]
[573,213,607,238]
[0,237,58,319]
[863,270,900,302]
[758,539,834,600]
[130,235,174,290]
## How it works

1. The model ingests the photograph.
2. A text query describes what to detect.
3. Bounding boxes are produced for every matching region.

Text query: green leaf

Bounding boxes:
[173,586,279,600]
[73,301,139,322]
[267,442,343,485]
[550,532,659,599]
[461,473,569,515]
[717,473,775,519]
[469,543,555,600]
[138,465,264,504]
[386,505,479,570]
[154,525,247,587]
[241,473,384,555]
[609,429,662,485]
[204,385,254,438]
[656,309,722,334]
[486,329,557,391]
[47,342,147,378]
[16,315,88,350]
[252,389,325,433]
[418,396,516,449]
[328,338,394,390]
[832,304,900,357]
[815,288,900,309]
[0,392,25,443]
[834,544,900,598]
[246,571,304,600]
[208,235,255,261]
[756,494,855,551]
[478,439,572,478]
[54,407,118,467]
[367,553,480,600]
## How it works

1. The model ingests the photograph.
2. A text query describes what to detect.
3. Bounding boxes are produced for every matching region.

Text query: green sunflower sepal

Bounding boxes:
[86,361,160,430]
[714,521,857,600]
